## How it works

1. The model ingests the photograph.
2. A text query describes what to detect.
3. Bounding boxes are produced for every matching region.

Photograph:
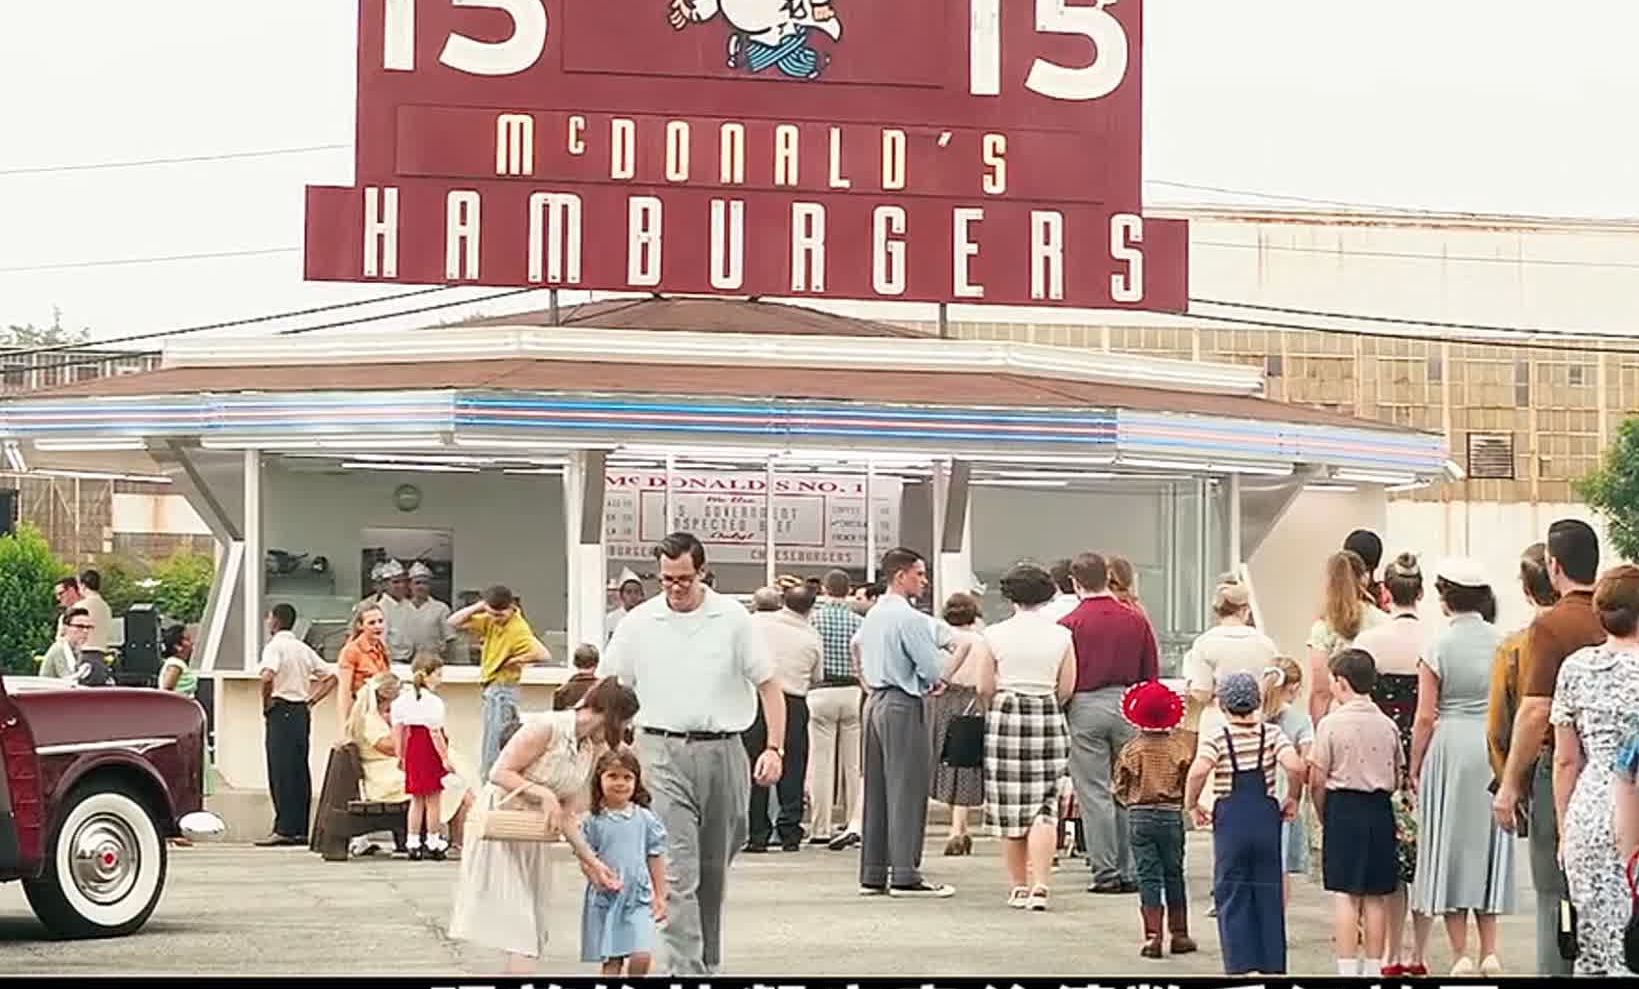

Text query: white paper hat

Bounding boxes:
[1435,556,1489,589]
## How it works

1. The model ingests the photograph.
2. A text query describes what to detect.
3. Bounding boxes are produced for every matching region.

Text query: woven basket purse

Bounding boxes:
[469,784,561,843]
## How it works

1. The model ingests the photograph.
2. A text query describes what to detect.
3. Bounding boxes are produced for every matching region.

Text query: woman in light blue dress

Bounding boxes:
[581,747,669,976]
[1409,561,1514,977]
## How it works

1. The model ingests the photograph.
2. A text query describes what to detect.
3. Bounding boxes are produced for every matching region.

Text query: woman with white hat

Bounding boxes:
[1408,558,1515,976]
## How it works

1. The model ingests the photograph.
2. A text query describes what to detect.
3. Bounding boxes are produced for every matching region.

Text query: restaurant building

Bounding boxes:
[0,297,1449,790]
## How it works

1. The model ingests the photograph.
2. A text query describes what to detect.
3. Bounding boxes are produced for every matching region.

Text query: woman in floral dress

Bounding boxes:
[1550,564,1639,976]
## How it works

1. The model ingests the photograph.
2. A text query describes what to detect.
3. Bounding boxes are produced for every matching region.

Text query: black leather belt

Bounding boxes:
[642,727,737,741]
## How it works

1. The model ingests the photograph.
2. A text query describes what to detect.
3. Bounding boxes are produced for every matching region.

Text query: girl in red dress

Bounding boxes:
[392,652,454,860]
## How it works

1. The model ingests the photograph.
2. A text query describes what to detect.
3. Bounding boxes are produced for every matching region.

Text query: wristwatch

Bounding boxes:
[767,745,785,758]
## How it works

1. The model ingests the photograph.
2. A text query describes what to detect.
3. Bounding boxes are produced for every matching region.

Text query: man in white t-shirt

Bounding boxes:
[256,603,335,846]
[1183,580,1279,747]
[601,532,784,975]
[1042,559,1080,622]
[76,568,114,658]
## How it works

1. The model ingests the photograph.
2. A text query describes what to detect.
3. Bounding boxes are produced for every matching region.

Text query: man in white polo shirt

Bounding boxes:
[601,532,786,976]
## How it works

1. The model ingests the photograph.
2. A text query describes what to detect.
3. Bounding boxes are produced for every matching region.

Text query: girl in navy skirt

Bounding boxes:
[1310,648,1404,977]
[391,652,455,860]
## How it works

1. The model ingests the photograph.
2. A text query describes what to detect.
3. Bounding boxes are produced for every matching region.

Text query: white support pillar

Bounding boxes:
[764,457,777,586]
[1229,473,1244,568]
[932,459,973,602]
[663,453,677,532]
[865,460,878,582]
[242,449,263,669]
[564,450,609,649]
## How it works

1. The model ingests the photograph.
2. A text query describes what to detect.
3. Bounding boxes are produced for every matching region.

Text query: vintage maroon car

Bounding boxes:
[1,674,220,938]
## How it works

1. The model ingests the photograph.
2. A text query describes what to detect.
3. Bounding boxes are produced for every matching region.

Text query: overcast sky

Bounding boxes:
[2,0,1636,339]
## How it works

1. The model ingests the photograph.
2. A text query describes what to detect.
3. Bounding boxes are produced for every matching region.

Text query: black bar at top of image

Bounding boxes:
[0,978,1622,988]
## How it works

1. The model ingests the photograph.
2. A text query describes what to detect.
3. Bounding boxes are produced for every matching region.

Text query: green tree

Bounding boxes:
[0,524,70,675]
[3,308,89,348]
[1577,416,1639,561]
[93,554,150,615]
[152,551,214,624]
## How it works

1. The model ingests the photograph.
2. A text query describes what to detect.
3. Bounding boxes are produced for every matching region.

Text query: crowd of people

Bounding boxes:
[44,514,1639,976]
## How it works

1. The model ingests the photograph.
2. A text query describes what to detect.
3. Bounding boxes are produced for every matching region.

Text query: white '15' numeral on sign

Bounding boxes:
[383,0,548,77]
[970,0,1130,101]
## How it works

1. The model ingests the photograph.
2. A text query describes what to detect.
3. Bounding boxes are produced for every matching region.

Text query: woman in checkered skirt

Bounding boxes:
[976,563,1078,912]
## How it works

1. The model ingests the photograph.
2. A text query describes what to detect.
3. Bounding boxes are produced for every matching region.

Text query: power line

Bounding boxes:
[279,287,543,336]
[0,247,300,274]
[1195,237,1639,271]
[3,286,455,360]
[0,144,349,177]
[16,287,545,379]
[1147,179,1446,215]
[15,233,1633,279]
[1191,298,1631,341]
[1182,308,1639,357]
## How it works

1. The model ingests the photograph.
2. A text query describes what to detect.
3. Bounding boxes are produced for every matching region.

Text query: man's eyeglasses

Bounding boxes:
[659,573,698,588]
[67,623,94,631]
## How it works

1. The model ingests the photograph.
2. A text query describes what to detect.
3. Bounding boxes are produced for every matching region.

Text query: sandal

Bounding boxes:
[943,835,965,856]
[1027,885,1050,911]
[1007,886,1031,909]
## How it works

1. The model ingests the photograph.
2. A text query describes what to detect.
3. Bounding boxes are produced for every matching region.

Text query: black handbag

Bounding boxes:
[941,700,984,769]
[1559,896,1579,962]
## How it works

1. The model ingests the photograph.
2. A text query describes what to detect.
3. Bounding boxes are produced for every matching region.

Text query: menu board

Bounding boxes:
[605,469,902,568]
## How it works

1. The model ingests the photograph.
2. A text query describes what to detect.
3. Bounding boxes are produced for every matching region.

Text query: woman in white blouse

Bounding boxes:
[976,563,1078,911]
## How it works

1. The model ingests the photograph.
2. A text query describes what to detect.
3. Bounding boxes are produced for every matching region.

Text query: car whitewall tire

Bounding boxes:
[23,784,167,938]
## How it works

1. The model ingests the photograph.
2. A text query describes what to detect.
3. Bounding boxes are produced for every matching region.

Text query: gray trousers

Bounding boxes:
[1067,687,1137,887]
[860,688,931,888]
[1530,756,1572,977]
[640,733,750,976]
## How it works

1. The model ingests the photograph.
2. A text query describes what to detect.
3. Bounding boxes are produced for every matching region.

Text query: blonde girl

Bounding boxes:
[391,651,454,860]
[1261,657,1314,899]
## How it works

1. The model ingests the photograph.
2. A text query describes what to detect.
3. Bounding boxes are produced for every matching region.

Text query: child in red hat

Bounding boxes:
[1114,679,1196,959]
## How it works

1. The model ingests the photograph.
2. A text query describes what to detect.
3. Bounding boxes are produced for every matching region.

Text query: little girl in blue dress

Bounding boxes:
[581,746,669,976]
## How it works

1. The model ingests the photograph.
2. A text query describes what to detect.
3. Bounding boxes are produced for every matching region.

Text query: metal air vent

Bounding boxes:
[1466,432,1515,480]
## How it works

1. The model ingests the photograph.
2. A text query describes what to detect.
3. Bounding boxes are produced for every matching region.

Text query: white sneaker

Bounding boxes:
[1478,955,1503,976]
[1007,886,1030,909]
[889,882,956,898]
[1450,956,1475,977]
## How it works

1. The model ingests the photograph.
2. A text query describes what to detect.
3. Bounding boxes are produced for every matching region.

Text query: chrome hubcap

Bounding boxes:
[69,813,140,906]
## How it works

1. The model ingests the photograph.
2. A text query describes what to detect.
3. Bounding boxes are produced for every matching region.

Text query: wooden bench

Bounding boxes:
[310,741,409,862]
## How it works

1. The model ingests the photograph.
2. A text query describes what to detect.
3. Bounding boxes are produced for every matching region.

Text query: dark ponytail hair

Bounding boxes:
[1520,543,1558,608]
[580,677,641,747]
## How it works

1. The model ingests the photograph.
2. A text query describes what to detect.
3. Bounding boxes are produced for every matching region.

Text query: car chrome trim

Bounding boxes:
[35,737,177,757]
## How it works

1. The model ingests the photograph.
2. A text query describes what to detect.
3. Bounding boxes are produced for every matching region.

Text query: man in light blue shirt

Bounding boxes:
[853,547,955,898]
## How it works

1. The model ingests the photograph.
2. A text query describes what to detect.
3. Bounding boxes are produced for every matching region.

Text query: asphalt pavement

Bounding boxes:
[0,831,1541,976]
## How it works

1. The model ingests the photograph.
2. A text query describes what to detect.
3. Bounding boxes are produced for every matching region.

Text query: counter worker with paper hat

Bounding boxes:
[356,559,415,664]
[605,570,648,646]
[401,561,456,661]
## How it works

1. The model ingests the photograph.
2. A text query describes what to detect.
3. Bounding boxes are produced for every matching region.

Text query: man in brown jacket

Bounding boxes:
[1492,520,1603,977]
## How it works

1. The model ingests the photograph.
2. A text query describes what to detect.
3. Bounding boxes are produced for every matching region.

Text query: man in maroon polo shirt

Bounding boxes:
[1061,551,1158,894]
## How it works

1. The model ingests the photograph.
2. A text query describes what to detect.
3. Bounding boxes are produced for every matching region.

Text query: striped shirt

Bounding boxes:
[811,599,862,684]
[1196,721,1293,797]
